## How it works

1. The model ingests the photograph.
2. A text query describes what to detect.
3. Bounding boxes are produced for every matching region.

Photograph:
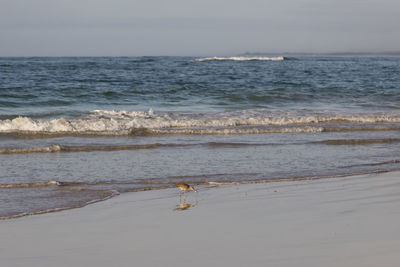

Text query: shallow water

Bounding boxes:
[0,56,399,219]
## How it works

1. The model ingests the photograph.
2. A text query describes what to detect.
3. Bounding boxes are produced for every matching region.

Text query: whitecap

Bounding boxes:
[195,56,285,62]
[1,109,400,136]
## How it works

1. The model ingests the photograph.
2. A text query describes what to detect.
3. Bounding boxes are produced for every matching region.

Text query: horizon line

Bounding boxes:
[1,51,400,58]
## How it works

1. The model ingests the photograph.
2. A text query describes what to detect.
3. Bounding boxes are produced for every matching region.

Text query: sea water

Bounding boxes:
[0,56,399,219]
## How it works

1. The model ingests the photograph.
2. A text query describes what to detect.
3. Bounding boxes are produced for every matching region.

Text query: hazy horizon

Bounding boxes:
[1,51,400,58]
[1,0,399,57]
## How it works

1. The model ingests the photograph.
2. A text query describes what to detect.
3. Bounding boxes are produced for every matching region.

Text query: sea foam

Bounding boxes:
[195,56,285,62]
[1,109,400,136]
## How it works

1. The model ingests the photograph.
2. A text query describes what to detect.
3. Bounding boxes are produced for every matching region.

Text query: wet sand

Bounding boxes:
[1,171,400,267]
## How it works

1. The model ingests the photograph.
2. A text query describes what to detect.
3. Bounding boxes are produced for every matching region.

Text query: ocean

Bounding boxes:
[1,55,399,219]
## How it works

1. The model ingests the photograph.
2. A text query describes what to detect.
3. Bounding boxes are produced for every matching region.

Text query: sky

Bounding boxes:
[0,0,399,56]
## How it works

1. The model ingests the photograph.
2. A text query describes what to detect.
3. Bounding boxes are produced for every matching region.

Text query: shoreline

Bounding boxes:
[2,169,400,221]
[1,171,400,266]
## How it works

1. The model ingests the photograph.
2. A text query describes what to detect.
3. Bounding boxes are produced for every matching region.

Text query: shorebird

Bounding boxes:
[174,183,197,193]
[174,183,197,203]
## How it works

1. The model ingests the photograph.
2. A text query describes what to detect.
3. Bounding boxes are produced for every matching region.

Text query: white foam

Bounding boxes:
[149,126,326,135]
[195,56,285,62]
[1,109,400,135]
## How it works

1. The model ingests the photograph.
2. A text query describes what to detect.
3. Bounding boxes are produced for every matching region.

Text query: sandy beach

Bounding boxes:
[1,171,400,267]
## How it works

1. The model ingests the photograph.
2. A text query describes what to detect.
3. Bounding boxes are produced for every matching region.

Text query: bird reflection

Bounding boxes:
[174,201,197,211]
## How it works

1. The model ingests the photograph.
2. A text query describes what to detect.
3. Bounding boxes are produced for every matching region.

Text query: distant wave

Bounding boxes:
[1,109,400,137]
[0,143,184,154]
[0,181,64,188]
[0,144,63,154]
[313,138,400,146]
[0,142,290,155]
[195,56,285,62]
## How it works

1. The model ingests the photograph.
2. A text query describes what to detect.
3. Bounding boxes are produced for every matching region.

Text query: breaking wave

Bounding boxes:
[195,56,285,62]
[0,109,399,137]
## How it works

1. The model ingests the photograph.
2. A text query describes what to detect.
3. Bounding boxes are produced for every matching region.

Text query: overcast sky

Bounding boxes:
[1,0,399,56]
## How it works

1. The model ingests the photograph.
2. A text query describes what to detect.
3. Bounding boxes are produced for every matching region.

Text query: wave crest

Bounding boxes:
[1,109,400,136]
[195,56,285,62]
